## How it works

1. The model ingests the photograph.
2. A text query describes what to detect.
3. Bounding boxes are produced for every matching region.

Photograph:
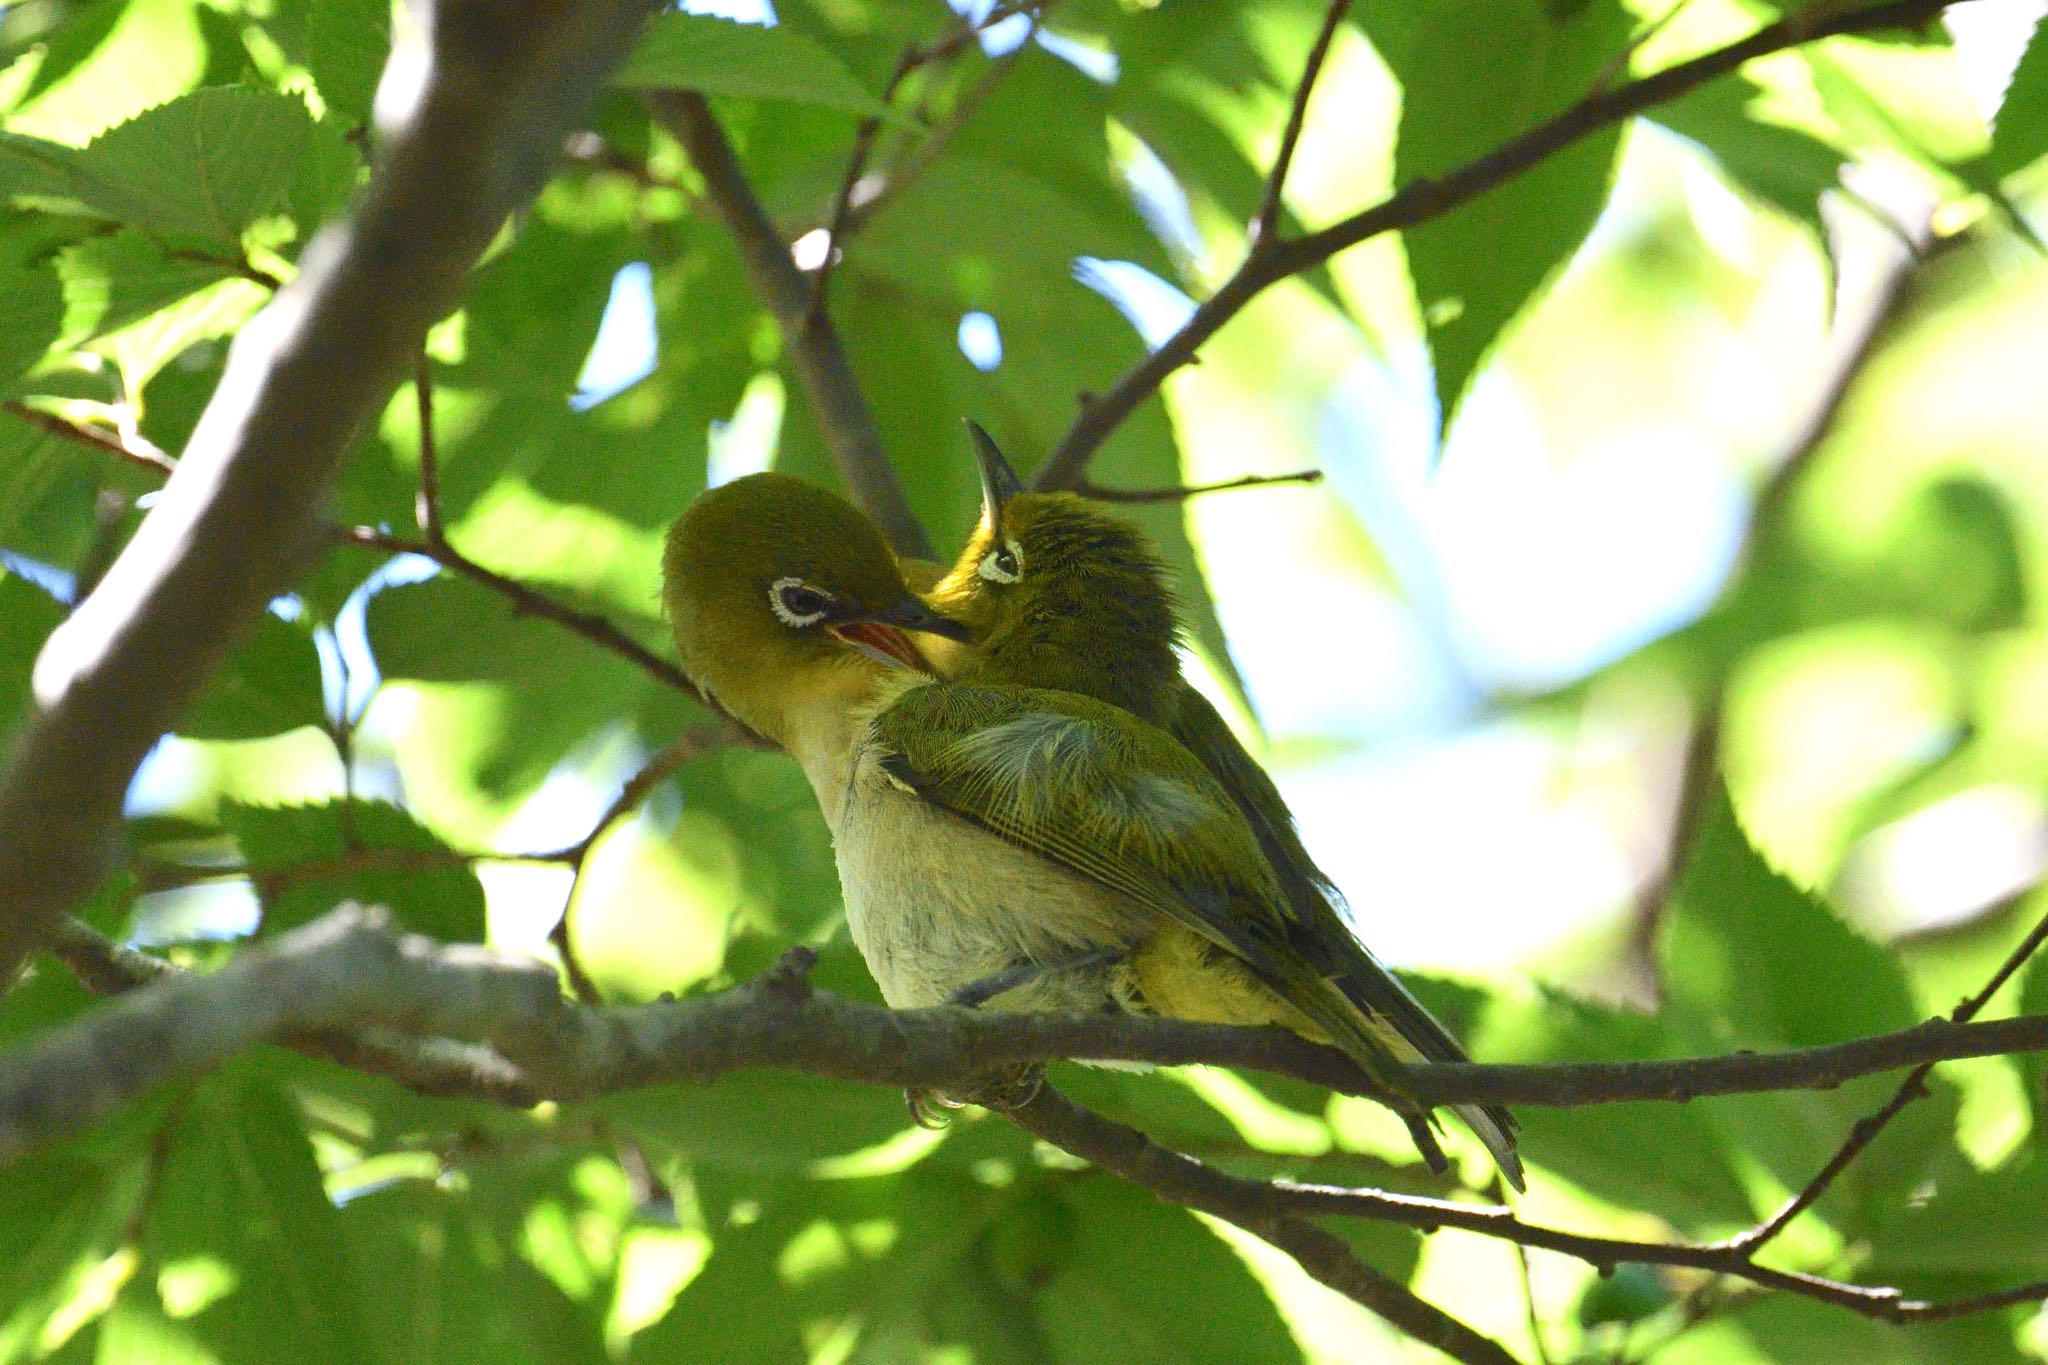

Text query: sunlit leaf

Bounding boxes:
[615,14,891,116]
[221,797,488,942]
[1365,0,1634,436]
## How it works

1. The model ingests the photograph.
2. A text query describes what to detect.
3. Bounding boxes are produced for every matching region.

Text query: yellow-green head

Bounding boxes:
[928,424,1181,719]
[663,472,966,747]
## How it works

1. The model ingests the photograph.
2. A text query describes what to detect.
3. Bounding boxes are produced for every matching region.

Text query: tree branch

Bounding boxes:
[1,401,178,478]
[25,907,2048,1144]
[542,729,723,1002]
[337,525,698,694]
[1250,0,1353,249]
[1029,0,1959,491]
[23,908,2048,1334]
[13,403,706,703]
[1724,902,2048,1254]
[1076,469,1323,503]
[0,0,661,977]
[1006,1086,1523,1365]
[649,91,932,560]
[835,6,1050,243]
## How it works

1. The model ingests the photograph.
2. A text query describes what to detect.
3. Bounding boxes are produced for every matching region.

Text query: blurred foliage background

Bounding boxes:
[4,0,2048,1360]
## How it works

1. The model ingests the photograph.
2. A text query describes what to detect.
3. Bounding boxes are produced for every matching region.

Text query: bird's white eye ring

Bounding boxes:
[768,576,831,627]
[977,538,1024,585]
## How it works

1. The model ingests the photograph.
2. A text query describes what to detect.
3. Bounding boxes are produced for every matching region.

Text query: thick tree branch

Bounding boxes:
[650,91,932,560]
[25,907,2048,1153]
[0,0,660,977]
[1007,1087,1522,1365]
[1030,0,1960,491]
[23,908,2048,1333]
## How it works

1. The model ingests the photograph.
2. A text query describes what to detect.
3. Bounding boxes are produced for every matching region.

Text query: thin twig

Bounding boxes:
[2,400,177,477]
[1077,468,1323,503]
[1500,1178,1555,1365]
[413,350,445,545]
[1030,0,1959,491]
[1006,1086,1523,1365]
[24,379,721,716]
[805,38,928,324]
[1723,904,2048,1254]
[1250,0,1354,249]
[650,91,932,559]
[337,525,697,694]
[542,730,720,1003]
[837,6,1051,241]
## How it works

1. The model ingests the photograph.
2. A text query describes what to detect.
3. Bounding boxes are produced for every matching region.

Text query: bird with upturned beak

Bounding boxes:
[919,425,1521,1189]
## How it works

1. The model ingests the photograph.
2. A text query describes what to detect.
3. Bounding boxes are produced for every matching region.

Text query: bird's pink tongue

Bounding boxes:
[828,622,923,670]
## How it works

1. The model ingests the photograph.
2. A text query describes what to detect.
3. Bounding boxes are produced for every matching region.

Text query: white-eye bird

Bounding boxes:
[919,425,1522,1190]
[663,475,1461,1129]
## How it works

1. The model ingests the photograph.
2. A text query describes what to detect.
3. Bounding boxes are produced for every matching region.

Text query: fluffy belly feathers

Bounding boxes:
[833,749,1145,1013]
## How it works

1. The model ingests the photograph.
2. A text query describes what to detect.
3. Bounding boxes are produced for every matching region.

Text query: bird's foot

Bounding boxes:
[905,1065,1044,1125]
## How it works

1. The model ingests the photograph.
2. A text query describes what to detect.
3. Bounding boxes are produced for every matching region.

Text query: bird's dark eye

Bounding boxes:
[977,538,1024,586]
[768,577,833,627]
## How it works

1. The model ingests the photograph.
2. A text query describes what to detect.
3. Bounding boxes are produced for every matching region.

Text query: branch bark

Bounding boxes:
[0,0,660,978]
[23,907,2048,1334]
[1008,1087,1523,1365]
[650,91,933,560]
[1029,0,1959,491]
[24,907,2048,1156]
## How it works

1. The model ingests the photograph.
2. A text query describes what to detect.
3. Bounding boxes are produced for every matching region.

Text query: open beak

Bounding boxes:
[828,592,969,670]
[966,420,1024,531]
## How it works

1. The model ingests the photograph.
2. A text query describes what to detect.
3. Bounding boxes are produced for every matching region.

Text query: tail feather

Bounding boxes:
[1454,1103,1524,1194]
[1326,968,1526,1192]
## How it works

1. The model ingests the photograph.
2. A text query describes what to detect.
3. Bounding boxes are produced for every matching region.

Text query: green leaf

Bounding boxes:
[1865,1158,2048,1277]
[220,798,487,942]
[341,1179,613,1365]
[1488,987,1756,1227]
[115,1063,365,1362]
[0,263,63,394]
[1990,16,2048,180]
[603,1072,916,1173]
[1657,786,1955,1236]
[174,612,327,740]
[1651,76,1845,230]
[0,1150,146,1359]
[1367,0,1633,436]
[55,230,234,345]
[303,0,391,127]
[1663,785,1919,1047]
[614,14,891,116]
[367,572,677,803]
[14,86,339,253]
[1033,1177,1305,1364]
[0,567,65,741]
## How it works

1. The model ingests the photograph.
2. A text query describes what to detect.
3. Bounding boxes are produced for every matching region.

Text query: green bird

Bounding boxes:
[920,425,1522,1190]
[665,473,1513,1179]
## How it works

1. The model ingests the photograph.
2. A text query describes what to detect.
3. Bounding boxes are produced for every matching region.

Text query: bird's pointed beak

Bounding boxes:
[966,420,1024,531]
[828,592,970,670]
